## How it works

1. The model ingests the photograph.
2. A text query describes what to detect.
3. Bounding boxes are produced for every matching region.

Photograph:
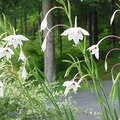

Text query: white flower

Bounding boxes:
[40,6,63,31]
[63,73,80,96]
[0,47,14,60]
[21,64,27,80]
[40,17,47,31]
[104,60,108,71]
[0,81,4,98]
[18,49,26,63]
[61,16,89,44]
[3,34,28,48]
[110,10,120,25]
[87,44,99,59]
[41,24,64,52]
[41,37,47,52]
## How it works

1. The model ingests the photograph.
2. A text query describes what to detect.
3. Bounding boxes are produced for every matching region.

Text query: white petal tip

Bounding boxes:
[41,46,45,52]
[105,63,108,71]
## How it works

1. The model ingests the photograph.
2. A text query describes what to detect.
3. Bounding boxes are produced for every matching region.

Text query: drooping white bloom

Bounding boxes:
[104,61,108,71]
[110,10,120,25]
[104,48,120,71]
[0,81,4,98]
[41,37,47,52]
[18,49,26,63]
[63,73,80,96]
[40,6,63,31]
[41,24,65,52]
[61,16,89,44]
[87,44,99,59]
[0,47,14,60]
[87,35,120,60]
[3,34,28,48]
[41,17,47,31]
[21,64,27,80]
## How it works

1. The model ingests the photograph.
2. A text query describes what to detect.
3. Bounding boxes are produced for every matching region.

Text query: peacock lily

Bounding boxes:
[61,16,89,44]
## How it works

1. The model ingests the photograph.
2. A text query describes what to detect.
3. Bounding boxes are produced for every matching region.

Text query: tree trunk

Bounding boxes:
[42,0,55,82]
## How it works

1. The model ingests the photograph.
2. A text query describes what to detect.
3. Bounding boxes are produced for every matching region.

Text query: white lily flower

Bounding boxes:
[0,81,4,98]
[87,35,120,60]
[21,64,28,80]
[41,24,65,52]
[40,6,63,31]
[87,44,99,59]
[18,49,26,63]
[3,34,28,48]
[61,16,89,44]
[104,61,108,71]
[41,17,47,31]
[110,10,120,25]
[41,37,47,52]
[0,47,14,60]
[63,73,80,96]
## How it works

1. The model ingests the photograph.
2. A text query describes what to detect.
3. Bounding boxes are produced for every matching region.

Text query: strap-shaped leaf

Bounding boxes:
[109,72,120,105]
[65,60,84,77]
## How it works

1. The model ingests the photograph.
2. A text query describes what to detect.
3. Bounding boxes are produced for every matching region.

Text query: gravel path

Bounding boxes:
[64,80,115,120]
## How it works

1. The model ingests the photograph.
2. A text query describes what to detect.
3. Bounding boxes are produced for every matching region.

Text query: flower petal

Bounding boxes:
[41,38,47,52]
[104,61,108,71]
[77,31,83,40]
[110,10,120,25]
[95,50,99,59]
[17,35,29,41]
[73,37,79,44]
[64,86,71,96]
[0,81,3,87]
[41,18,47,31]
[6,52,11,60]
[22,65,28,80]
[72,85,78,93]
[18,49,26,63]
[61,28,72,36]
[74,82,81,88]
[7,48,14,55]
[63,81,73,87]
[68,33,74,41]
[79,27,89,36]
[2,35,14,41]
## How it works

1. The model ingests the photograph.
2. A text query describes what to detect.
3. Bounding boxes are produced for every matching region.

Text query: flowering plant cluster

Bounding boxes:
[1,0,120,119]
[41,0,120,119]
[0,28,29,98]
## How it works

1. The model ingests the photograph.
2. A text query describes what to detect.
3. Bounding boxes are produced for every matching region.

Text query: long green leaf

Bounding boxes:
[109,72,120,104]
[65,60,84,76]
[69,106,75,120]
[114,108,118,120]
[117,84,120,111]
[62,60,73,64]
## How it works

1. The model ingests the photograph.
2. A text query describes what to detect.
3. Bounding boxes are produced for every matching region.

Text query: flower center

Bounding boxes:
[73,83,75,85]
[92,47,97,51]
